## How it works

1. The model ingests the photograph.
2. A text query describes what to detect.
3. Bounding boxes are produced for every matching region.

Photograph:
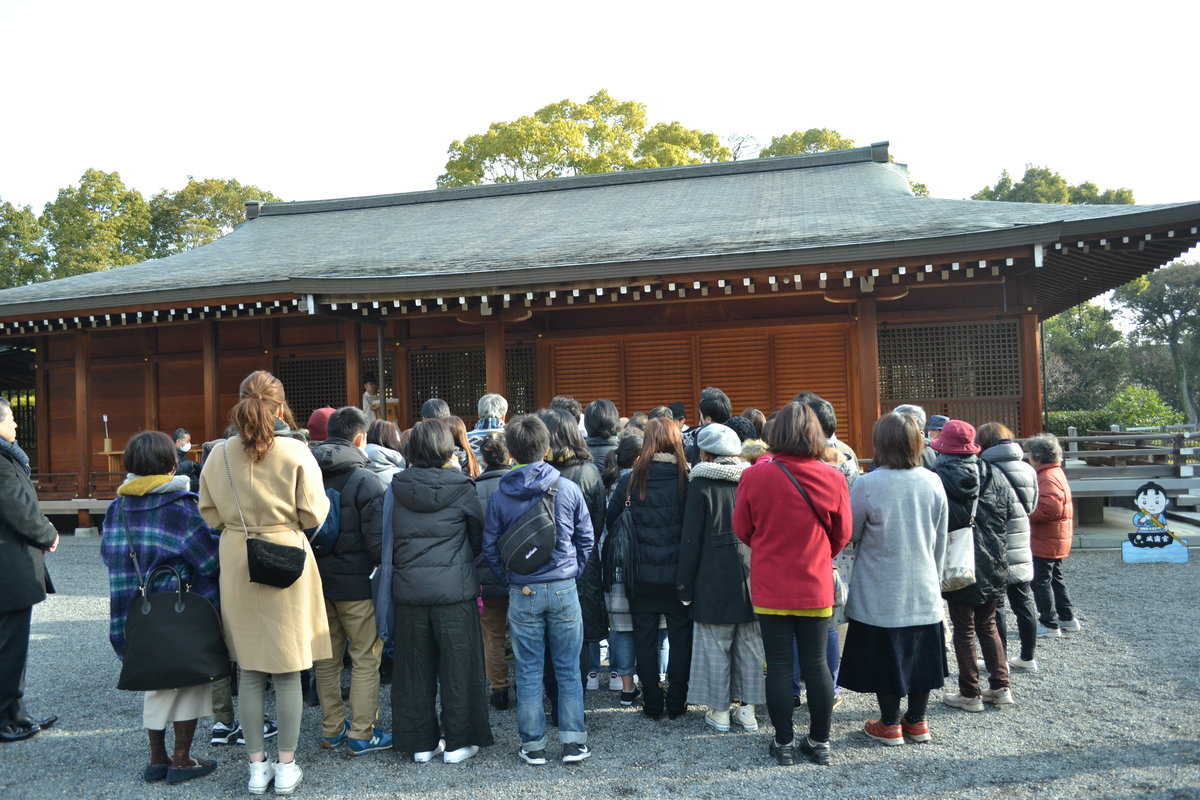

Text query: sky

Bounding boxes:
[2,0,1198,213]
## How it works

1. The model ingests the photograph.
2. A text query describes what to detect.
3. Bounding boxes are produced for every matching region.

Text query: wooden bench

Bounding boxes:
[38,498,112,537]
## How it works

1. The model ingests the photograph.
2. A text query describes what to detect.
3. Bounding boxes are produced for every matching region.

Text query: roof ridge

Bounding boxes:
[257,142,891,217]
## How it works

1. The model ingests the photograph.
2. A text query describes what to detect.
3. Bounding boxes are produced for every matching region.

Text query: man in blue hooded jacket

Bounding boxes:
[482,414,594,766]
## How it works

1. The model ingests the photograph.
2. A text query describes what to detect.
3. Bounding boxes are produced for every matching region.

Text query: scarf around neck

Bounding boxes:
[0,438,31,476]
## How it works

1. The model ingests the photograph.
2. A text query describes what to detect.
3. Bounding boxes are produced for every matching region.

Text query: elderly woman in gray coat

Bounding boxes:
[977,422,1039,671]
[838,412,948,746]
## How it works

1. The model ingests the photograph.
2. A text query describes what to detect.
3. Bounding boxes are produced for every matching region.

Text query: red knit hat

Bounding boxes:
[307,407,335,441]
[929,419,981,455]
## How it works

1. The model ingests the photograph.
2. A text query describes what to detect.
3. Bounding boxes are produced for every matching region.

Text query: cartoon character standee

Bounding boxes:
[1130,481,1175,547]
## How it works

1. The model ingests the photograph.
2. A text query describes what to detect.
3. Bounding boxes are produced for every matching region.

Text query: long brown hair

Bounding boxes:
[629,417,687,500]
[447,416,481,477]
[229,370,285,463]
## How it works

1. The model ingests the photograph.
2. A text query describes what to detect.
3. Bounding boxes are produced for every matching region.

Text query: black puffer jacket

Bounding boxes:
[474,464,511,600]
[366,466,483,606]
[312,438,386,601]
[934,454,1011,606]
[980,441,1036,585]
[556,459,608,641]
[585,436,619,472]
[606,458,688,606]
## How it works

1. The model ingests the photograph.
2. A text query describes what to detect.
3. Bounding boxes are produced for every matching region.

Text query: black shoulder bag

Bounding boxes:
[498,479,560,574]
[116,506,230,691]
[224,445,306,588]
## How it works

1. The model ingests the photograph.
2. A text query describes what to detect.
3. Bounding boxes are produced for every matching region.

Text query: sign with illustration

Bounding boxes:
[1123,481,1189,563]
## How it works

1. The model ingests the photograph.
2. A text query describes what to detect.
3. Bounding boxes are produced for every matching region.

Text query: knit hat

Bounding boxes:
[929,419,980,455]
[307,407,335,442]
[723,415,757,442]
[696,423,741,457]
[926,414,949,431]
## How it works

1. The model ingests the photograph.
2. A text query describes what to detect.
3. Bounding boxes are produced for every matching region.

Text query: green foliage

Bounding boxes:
[39,169,151,279]
[757,128,855,158]
[0,199,47,288]
[1042,302,1129,411]
[1114,261,1200,423]
[972,165,1134,205]
[1043,409,1119,436]
[148,177,281,258]
[437,90,732,187]
[1101,386,1184,428]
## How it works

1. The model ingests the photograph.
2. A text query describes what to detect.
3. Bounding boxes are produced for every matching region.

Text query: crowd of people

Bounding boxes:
[0,373,1084,793]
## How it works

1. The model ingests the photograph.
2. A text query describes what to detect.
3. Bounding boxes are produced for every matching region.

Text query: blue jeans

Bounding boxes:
[607,630,636,675]
[508,580,586,749]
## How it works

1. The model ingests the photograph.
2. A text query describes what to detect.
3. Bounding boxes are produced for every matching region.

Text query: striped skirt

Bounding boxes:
[687,621,766,708]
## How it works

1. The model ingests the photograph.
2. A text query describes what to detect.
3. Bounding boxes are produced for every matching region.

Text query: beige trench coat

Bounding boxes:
[199,436,333,674]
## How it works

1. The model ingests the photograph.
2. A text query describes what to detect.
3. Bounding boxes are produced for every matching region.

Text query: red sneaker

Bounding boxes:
[863,719,903,746]
[901,719,932,743]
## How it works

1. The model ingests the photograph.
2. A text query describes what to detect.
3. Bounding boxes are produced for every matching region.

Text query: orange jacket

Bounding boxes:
[1029,462,1073,560]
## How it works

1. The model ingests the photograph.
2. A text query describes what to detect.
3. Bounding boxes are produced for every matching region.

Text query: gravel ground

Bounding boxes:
[3,536,1198,800]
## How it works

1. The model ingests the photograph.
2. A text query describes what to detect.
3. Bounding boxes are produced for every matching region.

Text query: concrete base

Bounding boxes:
[74,527,100,538]
[1122,541,1189,563]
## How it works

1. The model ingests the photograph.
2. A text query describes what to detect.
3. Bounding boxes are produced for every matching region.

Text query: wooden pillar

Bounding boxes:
[484,321,507,396]
[34,336,49,475]
[535,335,553,409]
[391,320,409,427]
[345,320,361,407]
[1019,313,1043,436]
[202,322,220,441]
[74,330,90,497]
[855,297,880,459]
[144,328,159,432]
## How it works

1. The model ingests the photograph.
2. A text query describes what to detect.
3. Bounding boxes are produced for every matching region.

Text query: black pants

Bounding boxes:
[0,607,32,726]
[877,691,930,726]
[630,601,692,716]
[1032,557,1075,627]
[758,614,832,745]
[995,581,1037,661]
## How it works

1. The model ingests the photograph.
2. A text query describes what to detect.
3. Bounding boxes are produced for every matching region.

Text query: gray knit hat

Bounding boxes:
[696,423,741,457]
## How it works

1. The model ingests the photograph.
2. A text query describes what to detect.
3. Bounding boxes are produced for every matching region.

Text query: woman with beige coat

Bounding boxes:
[199,371,331,796]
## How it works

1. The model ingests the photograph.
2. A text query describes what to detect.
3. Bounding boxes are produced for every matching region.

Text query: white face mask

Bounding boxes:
[178,442,192,453]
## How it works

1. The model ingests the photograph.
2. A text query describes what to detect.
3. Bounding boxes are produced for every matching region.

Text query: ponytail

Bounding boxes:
[229,370,285,463]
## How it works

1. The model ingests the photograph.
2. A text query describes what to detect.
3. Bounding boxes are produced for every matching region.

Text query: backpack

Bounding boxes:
[305,471,367,557]
[498,479,560,575]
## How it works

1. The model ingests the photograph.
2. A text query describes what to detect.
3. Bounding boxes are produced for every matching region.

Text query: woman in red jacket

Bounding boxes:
[734,402,852,767]
[1026,433,1080,634]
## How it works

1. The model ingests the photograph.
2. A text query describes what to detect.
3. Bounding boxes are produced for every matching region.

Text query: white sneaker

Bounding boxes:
[444,744,479,764]
[1037,624,1063,638]
[414,739,446,763]
[248,760,274,795]
[733,704,759,731]
[273,760,303,795]
[704,708,731,732]
[608,672,623,691]
[943,693,984,712]
[1060,618,1082,633]
[1009,656,1038,671]
[975,658,987,672]
[585,672,600,691]
[982,687,1014,706]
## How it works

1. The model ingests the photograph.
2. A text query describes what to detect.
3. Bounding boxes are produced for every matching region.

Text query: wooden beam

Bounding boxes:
[202,321,220,441]
[855,297,880,459]
[74,330,90,497]
[1019,313,1043,437]
[35,335,49,474]
[344,320,362,408]
[484,321,507,396]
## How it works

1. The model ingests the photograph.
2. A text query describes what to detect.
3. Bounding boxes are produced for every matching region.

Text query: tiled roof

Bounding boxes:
[1,143,1198,318]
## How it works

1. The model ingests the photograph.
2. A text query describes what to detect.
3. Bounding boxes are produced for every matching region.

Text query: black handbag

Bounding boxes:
[601,489,639,596]
[118,560,230,692]
[224,446,306,589]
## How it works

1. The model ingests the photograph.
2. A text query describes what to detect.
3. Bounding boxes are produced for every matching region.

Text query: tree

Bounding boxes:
[437,90,731,187]
[0,199,46,288]
[1041,302,1130,411]
[1102,385,1183,428]
[757,128,856,158]
[148,177,281,258]
[1114,261,1200,424]
[39,169,151,279]
[972,165,1134,204]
